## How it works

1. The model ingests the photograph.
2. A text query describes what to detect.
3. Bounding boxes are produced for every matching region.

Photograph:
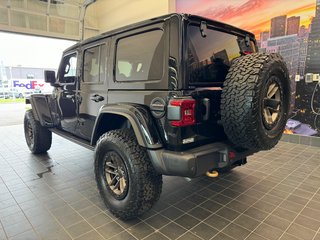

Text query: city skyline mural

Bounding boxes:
[176,0,315,39]
[176,0,320,137]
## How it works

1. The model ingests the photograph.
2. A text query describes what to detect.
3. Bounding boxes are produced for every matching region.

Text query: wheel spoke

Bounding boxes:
[114,179,120,190]
[267,112,273,123]
[27,124,33,139]
[26,122,34,145]
[267,83,279,98]
[103,151,129,199]
[263,79,282,127]
[106,162,116,169]
[120,177,126,192]
[264,108,271,119]
[109,175,117,185]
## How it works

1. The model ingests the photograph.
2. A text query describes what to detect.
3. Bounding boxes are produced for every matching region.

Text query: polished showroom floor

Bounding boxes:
[0,124,320,240]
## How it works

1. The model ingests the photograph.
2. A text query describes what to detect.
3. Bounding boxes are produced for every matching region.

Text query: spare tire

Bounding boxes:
[220,53,290,150]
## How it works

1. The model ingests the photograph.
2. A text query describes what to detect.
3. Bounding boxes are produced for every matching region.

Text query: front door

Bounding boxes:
[56,52,79,134]
[75,43,108,141]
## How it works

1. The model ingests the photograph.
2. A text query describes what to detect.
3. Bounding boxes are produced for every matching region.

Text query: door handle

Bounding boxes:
[90,94,104,102]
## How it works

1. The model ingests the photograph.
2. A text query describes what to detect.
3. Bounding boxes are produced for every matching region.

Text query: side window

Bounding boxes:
[115,30,164,81]
[83,44,106,83]
[59,53,77,83]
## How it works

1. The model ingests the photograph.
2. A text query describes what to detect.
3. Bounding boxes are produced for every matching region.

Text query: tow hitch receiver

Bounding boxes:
[206,170,219,178]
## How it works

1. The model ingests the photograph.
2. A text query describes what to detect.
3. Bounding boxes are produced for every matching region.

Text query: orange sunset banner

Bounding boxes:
[176,0,316,40]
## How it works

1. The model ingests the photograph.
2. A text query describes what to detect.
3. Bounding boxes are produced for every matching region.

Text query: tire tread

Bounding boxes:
[95,129,162,220]
[24,109,52,154]
[221,53,290,150]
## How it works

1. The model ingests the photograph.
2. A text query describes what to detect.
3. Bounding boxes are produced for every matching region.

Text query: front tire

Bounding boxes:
[24,109,52,154]
[94,129,162,220]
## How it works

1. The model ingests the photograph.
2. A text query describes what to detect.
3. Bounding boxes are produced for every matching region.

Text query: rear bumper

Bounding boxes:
[148,142,254,177]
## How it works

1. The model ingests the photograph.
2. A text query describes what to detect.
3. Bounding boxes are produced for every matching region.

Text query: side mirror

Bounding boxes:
[44,70,56,86]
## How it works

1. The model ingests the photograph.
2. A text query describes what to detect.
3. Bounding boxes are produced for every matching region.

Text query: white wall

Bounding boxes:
[93,0,175,33]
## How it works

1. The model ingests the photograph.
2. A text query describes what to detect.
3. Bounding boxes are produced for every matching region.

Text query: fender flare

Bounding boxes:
[91,103,163,149]
[29,94,60,127]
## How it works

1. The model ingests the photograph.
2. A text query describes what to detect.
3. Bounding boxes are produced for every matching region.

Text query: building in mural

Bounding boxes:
[260,31,270,49]
[266,35,300,78]
[262,34,299,114]
[270,15,287,38]
[305,0,320,74]
[297,26,309,78]
[295,0,320,135]
[259,14,308,80]
[287,16,300,35]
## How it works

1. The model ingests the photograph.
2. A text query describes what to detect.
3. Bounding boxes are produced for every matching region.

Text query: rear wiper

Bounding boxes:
[245,35,251,47]
[200,21,207,38]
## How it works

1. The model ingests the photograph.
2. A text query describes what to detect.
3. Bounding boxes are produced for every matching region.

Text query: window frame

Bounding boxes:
[113,28,165,83]
[57,51,78,85]
[82,43,107,85]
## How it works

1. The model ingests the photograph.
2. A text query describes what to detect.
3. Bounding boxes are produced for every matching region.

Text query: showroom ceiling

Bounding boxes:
[0,0,173,40]
[0,0,99,40]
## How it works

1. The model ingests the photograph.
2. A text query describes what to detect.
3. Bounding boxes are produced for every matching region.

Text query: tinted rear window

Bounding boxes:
[187,25,255,85]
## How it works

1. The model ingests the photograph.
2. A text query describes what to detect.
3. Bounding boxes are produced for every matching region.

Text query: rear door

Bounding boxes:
[185,20,257,143]
[75,41,109,141]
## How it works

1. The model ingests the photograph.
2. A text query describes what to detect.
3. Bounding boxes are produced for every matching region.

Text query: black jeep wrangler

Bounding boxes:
[24,13,290,219]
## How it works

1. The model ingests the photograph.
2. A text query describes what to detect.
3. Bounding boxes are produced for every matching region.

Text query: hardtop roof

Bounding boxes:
[63,13,255,53]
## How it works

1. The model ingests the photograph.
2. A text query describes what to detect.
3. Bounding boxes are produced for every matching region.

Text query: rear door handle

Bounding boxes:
[90,94,104,102]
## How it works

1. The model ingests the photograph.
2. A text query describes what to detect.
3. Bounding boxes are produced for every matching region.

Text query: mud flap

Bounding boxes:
[30,94,60,127]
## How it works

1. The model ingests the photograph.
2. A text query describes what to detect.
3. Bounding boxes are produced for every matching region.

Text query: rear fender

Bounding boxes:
[91,103,163,149]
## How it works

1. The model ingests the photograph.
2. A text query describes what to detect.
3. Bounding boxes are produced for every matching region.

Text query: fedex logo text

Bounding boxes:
[13,80,45,89]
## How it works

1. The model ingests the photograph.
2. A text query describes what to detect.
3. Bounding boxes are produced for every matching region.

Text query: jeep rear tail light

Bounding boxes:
[229,151,235,159]
[168,99,196,127]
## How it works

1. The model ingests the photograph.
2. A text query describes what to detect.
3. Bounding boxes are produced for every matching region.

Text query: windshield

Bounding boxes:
[187,24,256,85]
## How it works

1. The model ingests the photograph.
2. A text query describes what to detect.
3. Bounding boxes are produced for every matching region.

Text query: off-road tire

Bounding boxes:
[94,129,162,220]
[221,53,290,150]
[24,109,52,154]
